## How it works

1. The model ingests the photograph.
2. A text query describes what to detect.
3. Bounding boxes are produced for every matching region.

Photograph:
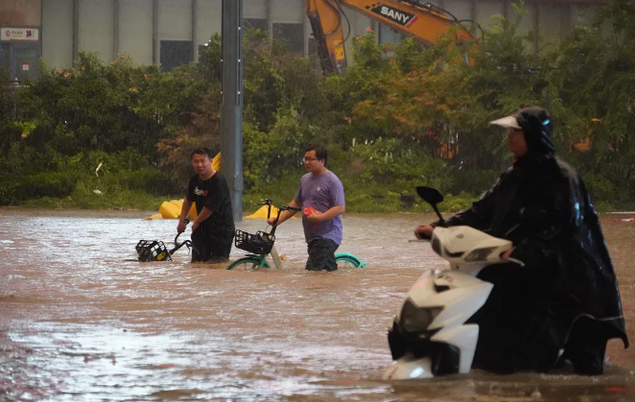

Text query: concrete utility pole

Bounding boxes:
[221,0,244,222]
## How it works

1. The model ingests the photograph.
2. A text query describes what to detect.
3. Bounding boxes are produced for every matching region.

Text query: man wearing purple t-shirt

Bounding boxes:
[267,145,345,272]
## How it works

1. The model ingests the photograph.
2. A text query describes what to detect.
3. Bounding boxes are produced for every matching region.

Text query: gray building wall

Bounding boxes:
[119,0,153,65]
[42,0,73,69]
[159,0,191,40]
[17,0,619,72]
[443,0,472,20]
[78,0,114,59]
[196,0,222,49]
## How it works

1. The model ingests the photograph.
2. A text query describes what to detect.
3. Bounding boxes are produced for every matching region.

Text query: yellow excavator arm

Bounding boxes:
[307,0,474,73]
[307,0,348,74]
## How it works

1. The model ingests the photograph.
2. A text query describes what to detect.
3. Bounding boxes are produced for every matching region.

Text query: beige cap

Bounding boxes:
[489,115,521,129]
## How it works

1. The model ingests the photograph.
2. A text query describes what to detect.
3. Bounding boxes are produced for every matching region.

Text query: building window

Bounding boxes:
[378,24,404,45]
[0,42,40,81]
[160,40,193,72]
[273,23,304,54]
[198,44,209,60]
[198,43,217,64]
[244,18,267,32]
[0,43,10,72]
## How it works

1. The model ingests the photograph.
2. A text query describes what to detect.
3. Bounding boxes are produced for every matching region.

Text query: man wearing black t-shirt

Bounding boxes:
[177,148,235,262]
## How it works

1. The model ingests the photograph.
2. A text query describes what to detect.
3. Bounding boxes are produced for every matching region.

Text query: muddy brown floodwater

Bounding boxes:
[1,209,634,402]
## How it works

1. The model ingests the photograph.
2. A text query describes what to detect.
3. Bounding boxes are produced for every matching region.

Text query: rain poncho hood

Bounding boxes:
[435,107,628,373]
[490,106,556,155]
[515,106,556,155]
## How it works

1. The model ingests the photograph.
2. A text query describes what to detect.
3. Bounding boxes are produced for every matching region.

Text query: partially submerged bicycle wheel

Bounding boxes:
[227,257,270,271]
[335,253,367,268]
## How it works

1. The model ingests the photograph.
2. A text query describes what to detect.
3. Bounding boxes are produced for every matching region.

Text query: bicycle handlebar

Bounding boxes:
[266,204,302,236]
[174,218,190,243]
[172,229,197,256]
[257,199,274,218]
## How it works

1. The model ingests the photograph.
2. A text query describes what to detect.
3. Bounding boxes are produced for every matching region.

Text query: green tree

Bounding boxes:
[551,0,635,204]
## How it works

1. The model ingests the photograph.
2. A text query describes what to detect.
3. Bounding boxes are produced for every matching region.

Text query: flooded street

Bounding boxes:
[1,209,634,401]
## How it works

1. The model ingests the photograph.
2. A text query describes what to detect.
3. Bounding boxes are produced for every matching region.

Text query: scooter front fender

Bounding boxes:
[382,358,434,380]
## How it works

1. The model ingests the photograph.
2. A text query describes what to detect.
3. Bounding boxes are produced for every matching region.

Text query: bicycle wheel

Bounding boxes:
[335,253,367,268]
[226,256,269,271]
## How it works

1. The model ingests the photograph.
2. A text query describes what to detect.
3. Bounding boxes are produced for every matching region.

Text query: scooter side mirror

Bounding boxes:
[416,186,445,224]
[416,186,444,205]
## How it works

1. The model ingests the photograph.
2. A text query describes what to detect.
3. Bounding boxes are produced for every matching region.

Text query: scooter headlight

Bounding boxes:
[400,300,442,334]
[465,247,497,262]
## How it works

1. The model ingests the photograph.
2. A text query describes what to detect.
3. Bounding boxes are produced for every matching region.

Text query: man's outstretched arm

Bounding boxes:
[268,198,302,226]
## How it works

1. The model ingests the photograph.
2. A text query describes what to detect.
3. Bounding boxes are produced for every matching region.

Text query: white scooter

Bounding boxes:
[383,186,524,380]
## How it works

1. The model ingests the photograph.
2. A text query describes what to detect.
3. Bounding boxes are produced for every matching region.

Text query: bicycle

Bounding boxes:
[136,220,196,262]
[226,199,367,271]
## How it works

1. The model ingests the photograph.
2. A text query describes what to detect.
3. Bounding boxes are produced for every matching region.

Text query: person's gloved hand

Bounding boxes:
[414,224,434,239]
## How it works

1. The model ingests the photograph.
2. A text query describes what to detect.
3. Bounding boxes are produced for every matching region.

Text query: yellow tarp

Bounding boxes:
[144,200,198,220]
[246,205,279,219]
[212,153,221,171]
[157,199,198,219]
[246,205,297,219]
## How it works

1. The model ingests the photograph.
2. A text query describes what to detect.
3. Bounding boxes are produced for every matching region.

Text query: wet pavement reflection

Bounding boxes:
[0,209,634,401]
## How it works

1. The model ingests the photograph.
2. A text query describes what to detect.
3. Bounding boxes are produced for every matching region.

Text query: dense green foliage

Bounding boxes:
[1,1,634,212]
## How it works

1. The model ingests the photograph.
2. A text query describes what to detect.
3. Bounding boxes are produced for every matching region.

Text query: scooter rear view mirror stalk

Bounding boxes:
[431,203,445,225]
[416,186,446,225]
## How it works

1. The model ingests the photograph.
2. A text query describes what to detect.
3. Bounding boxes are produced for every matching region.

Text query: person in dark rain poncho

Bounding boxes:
[415,106,628,375]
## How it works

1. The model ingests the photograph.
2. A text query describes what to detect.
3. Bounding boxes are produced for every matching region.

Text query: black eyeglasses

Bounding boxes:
[302,157,318,163]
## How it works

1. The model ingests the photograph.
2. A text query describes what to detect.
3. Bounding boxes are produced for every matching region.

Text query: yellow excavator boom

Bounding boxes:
[307,0,474,73]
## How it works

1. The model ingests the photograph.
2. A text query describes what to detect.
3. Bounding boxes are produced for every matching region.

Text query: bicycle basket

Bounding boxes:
[136,240,172,262]
[234,229,275,254]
